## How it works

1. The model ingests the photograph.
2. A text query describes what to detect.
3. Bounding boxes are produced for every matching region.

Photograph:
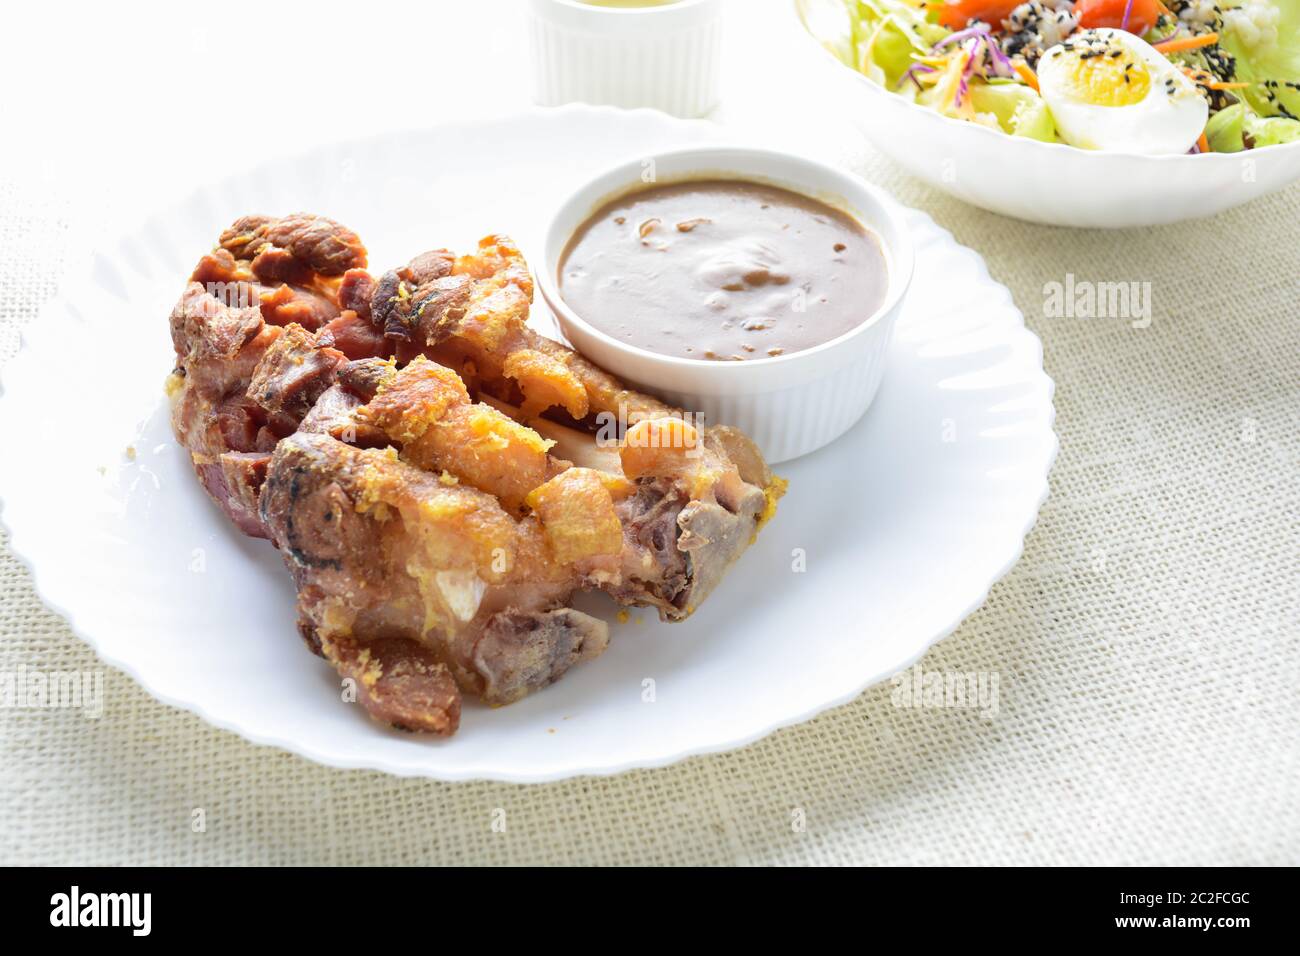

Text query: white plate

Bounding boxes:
[0,106,1056,781]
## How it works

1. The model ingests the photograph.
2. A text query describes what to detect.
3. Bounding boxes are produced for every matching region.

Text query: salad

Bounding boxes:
[803,0,1300,153]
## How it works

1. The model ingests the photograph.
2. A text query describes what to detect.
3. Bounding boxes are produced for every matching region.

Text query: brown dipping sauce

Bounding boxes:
[558,179,887,361]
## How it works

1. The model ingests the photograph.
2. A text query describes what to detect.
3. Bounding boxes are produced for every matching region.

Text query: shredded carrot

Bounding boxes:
[1197,131,1210,153]
[1180,66,1250,90]
[1014,60,1039,92]
[1153,32,1219,55]
[942,48,973,111]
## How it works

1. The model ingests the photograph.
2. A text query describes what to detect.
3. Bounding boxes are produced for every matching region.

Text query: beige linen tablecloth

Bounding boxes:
[1,0,1296,865]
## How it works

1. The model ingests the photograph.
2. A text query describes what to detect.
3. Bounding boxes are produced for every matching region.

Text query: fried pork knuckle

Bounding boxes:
[166,214,786,736]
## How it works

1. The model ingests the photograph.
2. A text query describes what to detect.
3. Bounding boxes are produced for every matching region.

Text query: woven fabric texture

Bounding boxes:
[1,2,1297,866]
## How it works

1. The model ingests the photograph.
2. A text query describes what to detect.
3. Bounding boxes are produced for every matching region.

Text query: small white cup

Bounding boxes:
[537,146,915,463]
[528,0,724,118]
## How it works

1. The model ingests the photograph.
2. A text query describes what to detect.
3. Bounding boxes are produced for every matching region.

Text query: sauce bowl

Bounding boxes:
[536,145,915,462]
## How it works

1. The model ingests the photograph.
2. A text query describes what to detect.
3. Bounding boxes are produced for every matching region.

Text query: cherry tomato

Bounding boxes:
[932,0,1024,31]
[1074,0,1167,34]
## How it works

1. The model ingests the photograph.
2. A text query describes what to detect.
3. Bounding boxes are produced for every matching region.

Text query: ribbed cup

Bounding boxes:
[529,0,724,118]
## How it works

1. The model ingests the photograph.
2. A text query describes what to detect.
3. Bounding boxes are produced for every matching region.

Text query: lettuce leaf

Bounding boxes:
[803,0,1056,137]
[1205,101,1300,149]
[846,0,948,88]
[1207,102,1249,151]
[1221,0,1300,120]
[1248,113,1300,144]
[918,77,1058,140]
[967,83,1058,142]
[796,0,856,67]
[797,0,941,87]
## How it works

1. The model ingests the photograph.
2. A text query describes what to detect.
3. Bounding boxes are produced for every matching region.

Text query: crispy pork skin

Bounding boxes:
[168,213,366,536]
[259,431,593,729]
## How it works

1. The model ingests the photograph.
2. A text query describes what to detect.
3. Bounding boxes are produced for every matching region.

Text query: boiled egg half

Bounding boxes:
[1037,28,1208,154]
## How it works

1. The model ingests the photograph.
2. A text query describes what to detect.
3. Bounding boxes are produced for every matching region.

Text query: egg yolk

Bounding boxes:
[1061,52,1150,107]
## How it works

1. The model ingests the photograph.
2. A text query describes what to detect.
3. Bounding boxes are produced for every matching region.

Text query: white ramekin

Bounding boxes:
[537,146,915,463]
[528,0,724,118]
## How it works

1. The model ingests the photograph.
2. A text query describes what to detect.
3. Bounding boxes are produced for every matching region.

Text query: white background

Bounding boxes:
[0,0,857,246]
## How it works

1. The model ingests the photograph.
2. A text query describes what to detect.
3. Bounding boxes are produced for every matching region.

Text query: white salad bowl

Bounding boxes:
[536,145,916,463]
[794,0,1300,228]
